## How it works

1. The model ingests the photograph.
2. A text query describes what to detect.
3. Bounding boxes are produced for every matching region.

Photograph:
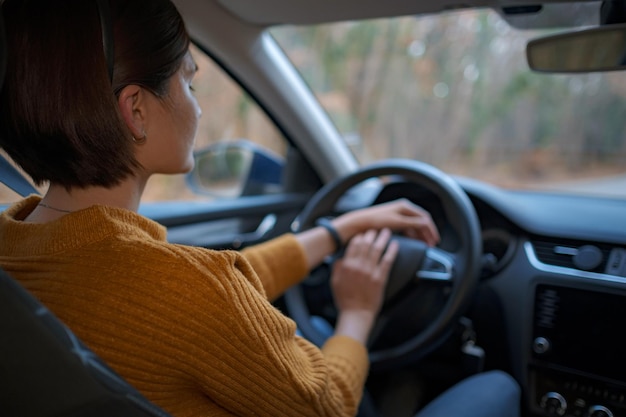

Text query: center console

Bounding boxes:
[529,285,626,417]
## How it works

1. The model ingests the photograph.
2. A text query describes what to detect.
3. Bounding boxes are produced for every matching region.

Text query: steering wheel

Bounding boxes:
[285,159,482,371]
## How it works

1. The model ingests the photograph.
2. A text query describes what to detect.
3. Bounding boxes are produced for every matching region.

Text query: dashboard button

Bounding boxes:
[533,337,551,354]
[573,245,603,271]
[540,392,567,416]
[606,248,626,277]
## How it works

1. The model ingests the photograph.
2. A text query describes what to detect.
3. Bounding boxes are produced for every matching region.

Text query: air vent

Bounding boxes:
[531,239,612,273]
[535,286,559,329]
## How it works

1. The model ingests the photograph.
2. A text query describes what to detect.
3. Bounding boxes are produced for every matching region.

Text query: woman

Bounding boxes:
[0,0,518,416]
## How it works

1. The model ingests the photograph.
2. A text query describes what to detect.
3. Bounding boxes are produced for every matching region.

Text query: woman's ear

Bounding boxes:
[117,85,146,139]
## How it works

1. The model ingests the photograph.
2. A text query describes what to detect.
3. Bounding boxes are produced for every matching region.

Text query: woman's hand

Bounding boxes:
[296,199,439,270]
[332,228,399,344]
[333,199,440,248]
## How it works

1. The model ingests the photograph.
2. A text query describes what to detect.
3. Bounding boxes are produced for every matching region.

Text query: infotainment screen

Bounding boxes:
[534,285,626,383]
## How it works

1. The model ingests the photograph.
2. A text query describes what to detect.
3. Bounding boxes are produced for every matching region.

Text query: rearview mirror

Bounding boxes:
[527,23,626,72]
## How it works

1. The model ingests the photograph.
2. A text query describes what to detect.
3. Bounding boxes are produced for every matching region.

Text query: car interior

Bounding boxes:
[2,1,626,417]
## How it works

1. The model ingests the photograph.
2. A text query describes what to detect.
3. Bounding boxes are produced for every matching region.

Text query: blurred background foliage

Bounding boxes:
[272,8,626,188]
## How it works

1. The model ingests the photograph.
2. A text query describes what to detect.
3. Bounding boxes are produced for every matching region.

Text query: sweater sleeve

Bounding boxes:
[240,234,309,301]
[166,249,369,417]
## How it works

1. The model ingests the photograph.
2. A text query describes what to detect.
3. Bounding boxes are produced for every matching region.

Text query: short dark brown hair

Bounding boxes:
[0,0,190,188]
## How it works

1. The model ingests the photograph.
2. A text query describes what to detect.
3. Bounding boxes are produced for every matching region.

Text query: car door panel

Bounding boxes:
[140,193,311,249]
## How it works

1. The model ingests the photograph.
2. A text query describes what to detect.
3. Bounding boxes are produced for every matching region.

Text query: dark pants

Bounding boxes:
[416,370,520,417]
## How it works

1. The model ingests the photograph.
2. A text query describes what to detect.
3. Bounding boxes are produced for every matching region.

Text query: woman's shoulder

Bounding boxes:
[1,198,265,296]
[97,231,264,296]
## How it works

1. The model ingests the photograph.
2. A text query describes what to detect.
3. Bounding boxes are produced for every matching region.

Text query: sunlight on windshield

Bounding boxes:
[271,9,626,199]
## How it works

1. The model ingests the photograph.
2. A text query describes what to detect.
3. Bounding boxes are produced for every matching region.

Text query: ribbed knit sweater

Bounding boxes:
[0,196,369,416]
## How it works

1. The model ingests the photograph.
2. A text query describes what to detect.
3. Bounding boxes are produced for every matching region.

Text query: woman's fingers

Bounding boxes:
[376,238,399,284]
[331,228,399,317]
[343,228,392,268]
[333,198,441,249]
[394,200,440,246]
[404,217,439,247]
[368,227,392,268]
[343,229,376,259]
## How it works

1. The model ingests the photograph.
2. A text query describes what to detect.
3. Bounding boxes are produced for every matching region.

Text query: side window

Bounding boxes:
[143,44,288,202]
[0,150,45,205]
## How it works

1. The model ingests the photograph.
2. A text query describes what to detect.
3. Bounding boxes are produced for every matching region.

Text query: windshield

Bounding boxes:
[271,8,626,199]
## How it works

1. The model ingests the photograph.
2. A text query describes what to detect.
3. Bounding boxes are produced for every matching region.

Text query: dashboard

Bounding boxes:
[363,177,626,417]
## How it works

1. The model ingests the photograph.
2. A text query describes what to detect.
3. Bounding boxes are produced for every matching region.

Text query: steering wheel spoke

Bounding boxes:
[417,247,455,283]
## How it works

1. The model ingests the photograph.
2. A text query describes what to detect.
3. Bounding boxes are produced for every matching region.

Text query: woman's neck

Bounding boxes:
[25,177,147,223]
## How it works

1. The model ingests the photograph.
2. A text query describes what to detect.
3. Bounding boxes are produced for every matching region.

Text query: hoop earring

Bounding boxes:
[132,131,147,144]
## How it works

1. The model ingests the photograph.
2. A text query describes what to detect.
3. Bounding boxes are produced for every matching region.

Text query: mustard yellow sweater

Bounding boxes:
[0,196,368,417]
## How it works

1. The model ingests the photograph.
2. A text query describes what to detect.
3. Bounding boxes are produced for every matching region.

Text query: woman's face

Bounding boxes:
[140,51,201,176]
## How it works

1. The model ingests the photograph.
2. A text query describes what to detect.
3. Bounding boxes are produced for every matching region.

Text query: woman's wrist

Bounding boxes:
[330,213,361,247]
[315,217,344,253]
[334,310,377,345]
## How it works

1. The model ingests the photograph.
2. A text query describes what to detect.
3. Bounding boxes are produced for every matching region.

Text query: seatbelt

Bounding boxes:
[0,154,39,197]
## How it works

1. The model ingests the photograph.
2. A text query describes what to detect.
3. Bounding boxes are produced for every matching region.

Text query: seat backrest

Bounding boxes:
[0,267,173,417]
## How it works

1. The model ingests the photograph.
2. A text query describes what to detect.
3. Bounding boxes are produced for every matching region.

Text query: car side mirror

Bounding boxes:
[527,23,626,73]
[186,140,284,198]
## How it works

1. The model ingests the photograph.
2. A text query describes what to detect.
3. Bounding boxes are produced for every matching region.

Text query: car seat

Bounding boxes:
[0,267,174,417]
